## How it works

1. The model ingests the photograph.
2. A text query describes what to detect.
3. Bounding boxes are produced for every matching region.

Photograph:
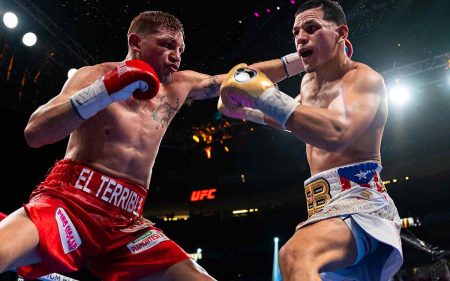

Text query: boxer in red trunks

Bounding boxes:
[0,10,302,281]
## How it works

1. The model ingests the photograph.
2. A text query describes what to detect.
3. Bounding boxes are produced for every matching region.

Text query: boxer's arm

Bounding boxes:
[250,53,304,83]
[253,40,350,83]
[25,61,158,147]
[186,54,304,100]
[24,66,100,148]
[185,71,225,100]
[262,94,301,129]
[252,40,351,83]
[263,93,302,130]
[285,68,385,151]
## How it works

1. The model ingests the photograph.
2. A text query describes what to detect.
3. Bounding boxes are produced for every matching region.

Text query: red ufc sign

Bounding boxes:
[190,188,217,202]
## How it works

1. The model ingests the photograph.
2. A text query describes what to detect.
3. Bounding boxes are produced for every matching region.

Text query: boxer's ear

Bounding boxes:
[128,33,141,52]
[337,25,349,41]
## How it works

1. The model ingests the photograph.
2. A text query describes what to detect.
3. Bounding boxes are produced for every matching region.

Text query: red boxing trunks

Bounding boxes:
[18,159,189,281]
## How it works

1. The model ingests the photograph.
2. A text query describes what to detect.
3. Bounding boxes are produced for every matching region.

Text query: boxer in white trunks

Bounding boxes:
[218,1,403,280]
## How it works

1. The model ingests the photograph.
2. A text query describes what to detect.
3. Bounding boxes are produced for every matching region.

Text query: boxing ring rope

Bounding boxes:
[0,211,79,281]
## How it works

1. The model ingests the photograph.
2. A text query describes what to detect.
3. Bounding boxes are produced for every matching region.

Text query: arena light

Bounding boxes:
[272,236,280,281]
[232,208,258,216]
[388,82,411,106]
[232,209,248,215]
[195,248,202,261]
[188,248,203,261]
[401,217,421,228]
[3,12,18,29]
[67,68,78,79]
[204,146,211,159]
[22,32,37,47]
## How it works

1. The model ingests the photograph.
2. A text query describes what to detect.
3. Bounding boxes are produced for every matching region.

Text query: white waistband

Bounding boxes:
[305,161,383,187]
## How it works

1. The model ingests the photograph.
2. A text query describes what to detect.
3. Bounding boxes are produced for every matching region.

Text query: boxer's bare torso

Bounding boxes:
[298,61,387,175]
[64,62,218,187]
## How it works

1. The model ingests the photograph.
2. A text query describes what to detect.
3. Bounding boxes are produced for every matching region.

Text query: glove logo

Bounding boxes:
[234,67,257,83]
[117,62,131,77]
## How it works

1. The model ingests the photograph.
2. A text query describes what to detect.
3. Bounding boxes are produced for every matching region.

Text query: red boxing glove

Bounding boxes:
[70,59,160,119]
[103,59,160,100]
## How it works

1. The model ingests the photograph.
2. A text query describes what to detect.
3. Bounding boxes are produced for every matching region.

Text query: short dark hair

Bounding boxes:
[295,0,346,25]
[128,11,184,37]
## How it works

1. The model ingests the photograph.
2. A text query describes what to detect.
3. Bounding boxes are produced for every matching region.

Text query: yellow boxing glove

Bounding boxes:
[217,96,265,125]
[220,63,299,128]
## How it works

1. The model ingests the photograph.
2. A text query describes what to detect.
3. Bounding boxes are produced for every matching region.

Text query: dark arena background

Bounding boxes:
[1,0,450,280]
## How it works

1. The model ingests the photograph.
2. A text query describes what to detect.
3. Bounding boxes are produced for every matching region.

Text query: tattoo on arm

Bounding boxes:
[152,97,180,129]
[203,76,219,99]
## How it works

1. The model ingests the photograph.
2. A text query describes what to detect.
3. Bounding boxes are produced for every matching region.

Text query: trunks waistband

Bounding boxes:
[304,161,385,218]
[46,159,147,217]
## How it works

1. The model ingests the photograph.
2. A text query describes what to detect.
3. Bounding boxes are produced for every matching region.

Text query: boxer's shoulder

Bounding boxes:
[342,63,384,89]
[68,63,118,88]
[96,61,121,74]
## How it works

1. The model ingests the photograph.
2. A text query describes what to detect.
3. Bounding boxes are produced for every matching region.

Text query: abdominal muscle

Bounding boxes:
[306,124,382,176]
[64,100,168,188]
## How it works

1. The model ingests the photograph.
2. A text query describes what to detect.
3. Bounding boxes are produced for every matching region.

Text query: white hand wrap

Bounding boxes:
[281,53,303,78]
[69,79,113,120]
[256,87,299,128]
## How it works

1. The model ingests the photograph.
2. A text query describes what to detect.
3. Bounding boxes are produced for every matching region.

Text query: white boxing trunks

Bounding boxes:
[297,162,403,281]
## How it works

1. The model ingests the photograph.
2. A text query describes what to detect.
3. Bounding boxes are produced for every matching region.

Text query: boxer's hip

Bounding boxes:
[300,161,398,226]
[31,158,148,220]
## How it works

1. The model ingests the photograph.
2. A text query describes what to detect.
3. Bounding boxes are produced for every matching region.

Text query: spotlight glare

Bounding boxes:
[3,12,18,29]
[67,68,78,79]
[22,32,37,47]
[272,235,281,281]
[388,84,411,105]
